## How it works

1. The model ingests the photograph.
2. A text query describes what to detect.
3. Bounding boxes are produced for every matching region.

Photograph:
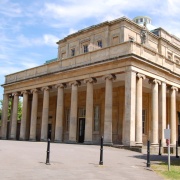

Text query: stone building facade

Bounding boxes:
[1,16,180,147]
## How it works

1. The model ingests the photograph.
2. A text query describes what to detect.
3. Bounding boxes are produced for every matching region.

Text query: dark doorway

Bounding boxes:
[78,118,85,143]
[48,124,52,140]
[178,125,180,146]
[177,112,180,145]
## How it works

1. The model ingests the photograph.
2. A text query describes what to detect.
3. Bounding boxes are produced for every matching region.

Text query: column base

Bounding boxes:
[9,137,16,140]
[19,138,26,141]
[122,140,136,146]
[54,140,63,143]
[151,143,159,146]
[103,142,113,146]
[67,140,77,144]
[135,142,143,147]
[40,139,47,142]
[1,137,7,140]
[84,141,93,145]
[29,139,36,142]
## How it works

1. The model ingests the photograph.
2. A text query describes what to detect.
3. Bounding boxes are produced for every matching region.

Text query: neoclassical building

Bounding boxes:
[1,16,180,148]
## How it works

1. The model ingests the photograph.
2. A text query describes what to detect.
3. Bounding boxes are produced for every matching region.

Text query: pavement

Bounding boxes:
[0,140,167,180]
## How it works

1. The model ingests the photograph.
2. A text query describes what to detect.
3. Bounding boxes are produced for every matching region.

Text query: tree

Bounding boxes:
[0,98,22,121]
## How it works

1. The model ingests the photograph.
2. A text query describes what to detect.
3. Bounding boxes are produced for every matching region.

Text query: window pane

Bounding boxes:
[98,40,102,48]
[83,45,88,53]
[71,49,75,56]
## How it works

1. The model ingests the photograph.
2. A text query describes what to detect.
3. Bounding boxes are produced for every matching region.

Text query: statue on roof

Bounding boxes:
[140,22,148,44]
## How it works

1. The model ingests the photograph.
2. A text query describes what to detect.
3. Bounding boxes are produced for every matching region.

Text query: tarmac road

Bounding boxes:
[0,140,164,180]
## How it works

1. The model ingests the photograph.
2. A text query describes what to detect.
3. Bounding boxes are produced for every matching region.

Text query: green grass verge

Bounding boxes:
[152,159,180,180]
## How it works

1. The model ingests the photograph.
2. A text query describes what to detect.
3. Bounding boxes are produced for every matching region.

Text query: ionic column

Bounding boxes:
[123,70,136,146]
[136,73,146,146]
[20,91,29,140]
[54,83,66,142]
[1,94,9,139]
[159,82,166,146]
[69,80,81,142]
[41,86,50,141]
[29,89,39,141]
[170,86,178,145]
[10,92,19,139]
[84,77,97,144]
[150,79,161,145]
[104,74,116,145]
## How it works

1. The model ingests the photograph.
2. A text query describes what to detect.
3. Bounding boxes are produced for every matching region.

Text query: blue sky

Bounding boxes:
[0,0,180,102]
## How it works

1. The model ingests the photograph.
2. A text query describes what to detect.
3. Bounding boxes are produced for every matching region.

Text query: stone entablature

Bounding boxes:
[4,40,180,86]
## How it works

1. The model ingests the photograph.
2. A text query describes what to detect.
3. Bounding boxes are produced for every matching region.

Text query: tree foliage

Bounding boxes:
[0,98,22,121]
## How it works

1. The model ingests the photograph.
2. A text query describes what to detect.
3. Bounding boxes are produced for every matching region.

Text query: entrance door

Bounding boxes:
[178,112,180,146]
[178,125,180,146]
[48,124,52,140]
[78,118,85,143]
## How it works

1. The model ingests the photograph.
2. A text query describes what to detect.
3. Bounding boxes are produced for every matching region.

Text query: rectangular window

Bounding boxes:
[71,48,75,56]
[94,106,100,131]
[97,40,102,48]
[65,108,70,131]
[83,45,88,53]
[78,108,86,117]
[142,109,146,134]
[140,18,143,22]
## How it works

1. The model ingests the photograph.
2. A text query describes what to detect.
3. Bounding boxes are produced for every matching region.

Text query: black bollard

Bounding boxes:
[159,139,162,156]
[147,140,150,167]
[176,141,179,158]
[46,139,51,165]
[99,136,103,165]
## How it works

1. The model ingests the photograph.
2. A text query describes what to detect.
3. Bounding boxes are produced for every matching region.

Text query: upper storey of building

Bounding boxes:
[56,16,180,63]
[3,16,180,86]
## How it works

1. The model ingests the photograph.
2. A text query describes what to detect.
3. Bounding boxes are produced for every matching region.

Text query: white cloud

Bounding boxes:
[43,34,59,46]
[0,0,22,17]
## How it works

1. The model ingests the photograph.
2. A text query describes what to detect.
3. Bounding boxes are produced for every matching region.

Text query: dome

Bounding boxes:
[133,16,156,31]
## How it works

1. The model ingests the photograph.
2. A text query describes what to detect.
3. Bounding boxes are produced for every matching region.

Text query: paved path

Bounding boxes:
[0,140,164,180]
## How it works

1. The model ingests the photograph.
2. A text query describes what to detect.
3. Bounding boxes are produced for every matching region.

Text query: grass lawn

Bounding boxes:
[152,159,180,180]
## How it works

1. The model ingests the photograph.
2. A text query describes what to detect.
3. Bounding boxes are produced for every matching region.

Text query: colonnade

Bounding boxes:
[1,70,179,146]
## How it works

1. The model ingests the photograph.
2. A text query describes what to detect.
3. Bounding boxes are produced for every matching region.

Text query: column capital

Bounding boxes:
[137,73,146,80]
[55,83,67,89]
[41,86,51,91]
[30,88,39,94]
[149,79,161,85]
[171,86,178,92]
[103,74,116,81]
[21,90,29,95]
[12,92,19,96]
[69,80,81,86]
[84,77,97,84]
